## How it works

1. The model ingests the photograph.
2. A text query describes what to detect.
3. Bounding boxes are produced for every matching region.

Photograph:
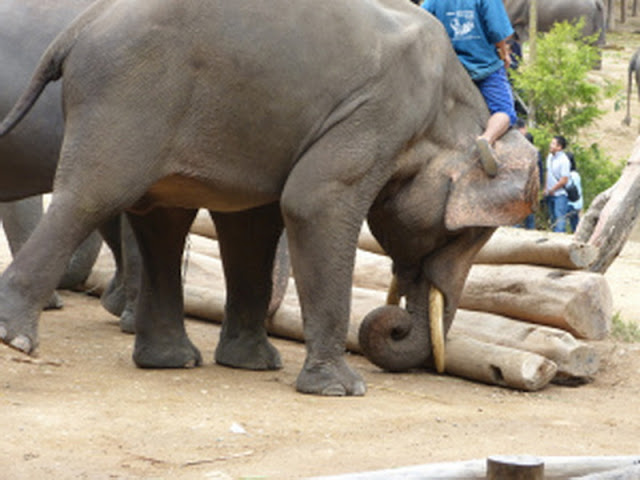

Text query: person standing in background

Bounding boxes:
[515,119,543,229]
[566,153,583,233]
[544,135,571,233]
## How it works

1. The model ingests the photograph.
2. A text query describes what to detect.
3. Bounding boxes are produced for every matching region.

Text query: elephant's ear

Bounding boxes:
[445,133,539,230]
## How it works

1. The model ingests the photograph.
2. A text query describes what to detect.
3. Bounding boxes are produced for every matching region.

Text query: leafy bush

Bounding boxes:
[611,312,640,343]
[510,21,623,214]
[510,20,603,139]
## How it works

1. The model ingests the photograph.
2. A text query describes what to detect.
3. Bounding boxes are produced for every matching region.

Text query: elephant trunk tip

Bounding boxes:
[358,305,430,373]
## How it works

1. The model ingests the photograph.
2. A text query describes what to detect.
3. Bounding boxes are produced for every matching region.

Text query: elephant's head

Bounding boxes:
[359,127,539,373]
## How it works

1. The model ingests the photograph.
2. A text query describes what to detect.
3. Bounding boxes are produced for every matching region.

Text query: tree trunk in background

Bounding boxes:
[576,136,640,273]
[528,0,537,124]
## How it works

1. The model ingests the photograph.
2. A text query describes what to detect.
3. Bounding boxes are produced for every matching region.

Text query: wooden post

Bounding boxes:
[606,0,615,30]
[528,0,537,124]
[486,455,544,480]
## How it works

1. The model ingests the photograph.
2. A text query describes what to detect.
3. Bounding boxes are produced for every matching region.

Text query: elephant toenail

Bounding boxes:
[352,381,367,396]
[321,384,347,396]
[10,335,32,353]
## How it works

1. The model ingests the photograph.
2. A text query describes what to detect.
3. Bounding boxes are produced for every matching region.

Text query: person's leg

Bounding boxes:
[479,112,511,146]
[568,206,580,233]
[475,67,517,177]
[553,195,569,233]
[547,196,557,229]
[524,213,536,229]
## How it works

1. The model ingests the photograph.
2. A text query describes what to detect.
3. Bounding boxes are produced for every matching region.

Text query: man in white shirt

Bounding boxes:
[544,135,571,232]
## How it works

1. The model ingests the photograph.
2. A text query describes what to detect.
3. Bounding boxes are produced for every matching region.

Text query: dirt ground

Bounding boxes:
[3,14,640,480]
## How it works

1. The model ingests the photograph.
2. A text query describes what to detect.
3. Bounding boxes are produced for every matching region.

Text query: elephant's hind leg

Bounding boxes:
[210,203,284,371]
[127,207,202,369]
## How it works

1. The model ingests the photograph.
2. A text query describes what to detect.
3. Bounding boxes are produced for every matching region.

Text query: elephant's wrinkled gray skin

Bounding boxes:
[504,0,606,47]
[0,0,538,396]
[0,198,102,310]
[0,0,132,320]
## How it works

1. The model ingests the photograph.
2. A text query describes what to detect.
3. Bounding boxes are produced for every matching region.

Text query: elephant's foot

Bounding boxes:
[133,334,202,368]
[215,333,282,370]
[44,291,64,310]
[100,276,126,317]
[118,306,135,334]
[296,357,366,396]
[0,311,38,355]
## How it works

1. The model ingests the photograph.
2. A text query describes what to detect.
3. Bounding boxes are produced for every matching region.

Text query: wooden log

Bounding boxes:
[570,465,640,479]
[445,335,557,391]
[473,227,598,270]
[308,456,640,480]
[358,223,598,270]
[486,455,544,480]
[450,310,599,380]
[575,136,640,273]
[460,264,612,340]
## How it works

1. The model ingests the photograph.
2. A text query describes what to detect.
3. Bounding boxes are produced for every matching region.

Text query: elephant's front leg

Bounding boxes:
[211,203,284,371]
[126,207,201,368]
[279,127,390,396]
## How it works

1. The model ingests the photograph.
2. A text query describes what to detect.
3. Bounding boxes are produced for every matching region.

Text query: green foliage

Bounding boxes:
[510,20,623,215]
[569,143,624,207]
[611,312,640,343]
[510,20,604,138]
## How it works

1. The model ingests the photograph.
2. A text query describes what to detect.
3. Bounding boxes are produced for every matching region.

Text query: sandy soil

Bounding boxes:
[3,13,640,480]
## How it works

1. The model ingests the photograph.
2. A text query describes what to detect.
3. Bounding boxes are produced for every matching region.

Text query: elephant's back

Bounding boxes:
[0,0,96,200]
[61,0,442,167]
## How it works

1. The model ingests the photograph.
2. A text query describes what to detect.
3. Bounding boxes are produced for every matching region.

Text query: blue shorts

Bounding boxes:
[474,67,517,125]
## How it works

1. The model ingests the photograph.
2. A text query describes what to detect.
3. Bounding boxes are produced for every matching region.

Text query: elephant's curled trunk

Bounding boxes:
[358,286,446,373]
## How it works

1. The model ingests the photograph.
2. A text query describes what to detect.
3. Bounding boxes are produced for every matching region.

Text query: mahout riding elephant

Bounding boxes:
[504,0,606,48]
[0,0,137,320]
[0,0,538,396]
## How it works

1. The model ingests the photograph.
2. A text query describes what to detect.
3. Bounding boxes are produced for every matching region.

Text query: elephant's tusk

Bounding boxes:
[386,275,401,306]
[429,286,445,374]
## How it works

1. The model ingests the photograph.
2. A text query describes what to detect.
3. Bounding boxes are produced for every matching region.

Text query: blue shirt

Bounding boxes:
[421,0,514,80]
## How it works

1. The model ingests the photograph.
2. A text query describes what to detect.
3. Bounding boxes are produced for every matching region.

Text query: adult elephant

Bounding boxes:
[0,0,538,396]
[505,0,606,48]
[0,0,134,319]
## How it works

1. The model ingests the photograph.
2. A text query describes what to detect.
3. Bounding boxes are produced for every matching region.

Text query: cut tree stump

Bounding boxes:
[461,264,612,340]
[486,455,544,480]
[450,310,599,380]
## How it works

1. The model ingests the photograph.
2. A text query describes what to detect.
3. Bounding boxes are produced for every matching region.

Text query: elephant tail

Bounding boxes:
[0,0,114,136]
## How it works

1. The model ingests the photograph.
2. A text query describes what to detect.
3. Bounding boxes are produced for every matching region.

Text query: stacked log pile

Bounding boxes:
[86,211,612,392]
